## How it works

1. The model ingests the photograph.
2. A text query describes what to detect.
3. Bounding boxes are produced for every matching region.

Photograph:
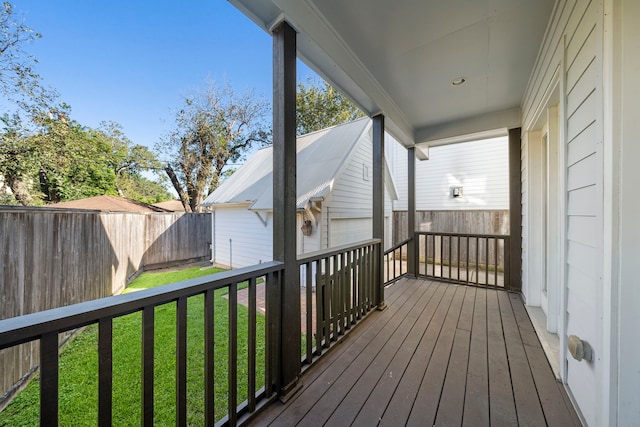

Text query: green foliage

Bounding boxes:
[157,80,270,212]
[115,174,172,204]
[0,108,169,205]
[0,3,168,206]
[0,113,41,205]
[0,265,267,426]
[296,77,365,136]
[0,2,55,112]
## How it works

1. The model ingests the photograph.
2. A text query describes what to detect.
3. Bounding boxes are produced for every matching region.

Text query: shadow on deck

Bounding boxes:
[251,277,581,426]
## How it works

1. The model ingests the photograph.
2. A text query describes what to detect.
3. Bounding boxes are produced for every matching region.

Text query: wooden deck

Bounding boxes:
[251,277,582,426]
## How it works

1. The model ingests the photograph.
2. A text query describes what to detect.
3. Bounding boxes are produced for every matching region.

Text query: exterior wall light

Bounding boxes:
[452,186,463,198]
[301,219,313,236]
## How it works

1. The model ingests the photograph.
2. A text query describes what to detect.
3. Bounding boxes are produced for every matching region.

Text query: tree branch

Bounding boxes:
[165,163,192,212]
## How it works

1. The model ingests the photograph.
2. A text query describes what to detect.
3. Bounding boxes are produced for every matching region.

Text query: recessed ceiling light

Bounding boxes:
[451,77,467,86]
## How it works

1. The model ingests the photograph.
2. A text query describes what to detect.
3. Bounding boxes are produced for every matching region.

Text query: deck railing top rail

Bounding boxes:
[384,237,411,256]
[417,231,510,239]
[297,238,381,265]
[0,261,284,350]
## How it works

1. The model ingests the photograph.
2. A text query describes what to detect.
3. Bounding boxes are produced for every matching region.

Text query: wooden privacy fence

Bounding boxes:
[393,210,509,245]
[0,207,210,408]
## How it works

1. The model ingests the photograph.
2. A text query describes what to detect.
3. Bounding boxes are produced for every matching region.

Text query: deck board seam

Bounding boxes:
[301,281,437,426]
[325,281,443,425]
[348,282,448,426]
[378,283,458,425]
[405,285,467,426]
[249,280,582,427]
[276,279,433,425]
[433,286,468,421]
[258,279,425,426]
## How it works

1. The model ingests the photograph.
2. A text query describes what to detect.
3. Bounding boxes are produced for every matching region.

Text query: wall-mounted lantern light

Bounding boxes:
[301,219,313,236]
[452,186,463,198]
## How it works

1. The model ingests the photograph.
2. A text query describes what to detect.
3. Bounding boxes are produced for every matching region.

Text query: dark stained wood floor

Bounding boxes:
[251,277,582,427]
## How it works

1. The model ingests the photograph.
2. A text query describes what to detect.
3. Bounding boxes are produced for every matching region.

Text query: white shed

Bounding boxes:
[201,118,398,269]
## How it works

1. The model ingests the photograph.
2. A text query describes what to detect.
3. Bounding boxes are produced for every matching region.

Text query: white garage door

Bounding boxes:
[329,218,372,247]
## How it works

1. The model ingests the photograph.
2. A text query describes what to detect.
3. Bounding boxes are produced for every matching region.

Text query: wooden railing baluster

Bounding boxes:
[142,306,154,427]
[485,237,489,286]
[176,297,187,427]
[476,237,480,285]
[315,260,323,356]
[305,262,313,363]
[40,332,58,427]
[204,289,215,425]
[248,277,257,412]
[98,317,113,427]
[494,238,499,287]
[324,257,331,347]
[466,237,470,285]
[331,254,342,340]
[228,283,238,426]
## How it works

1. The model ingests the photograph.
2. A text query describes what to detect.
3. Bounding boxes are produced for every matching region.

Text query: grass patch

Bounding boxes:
[0,265,266,426]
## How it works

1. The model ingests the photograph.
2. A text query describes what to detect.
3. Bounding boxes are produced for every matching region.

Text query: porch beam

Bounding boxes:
[407,147,416,276]
[508,127,522,291]
[272,20,301,398]
[372,114,386,309]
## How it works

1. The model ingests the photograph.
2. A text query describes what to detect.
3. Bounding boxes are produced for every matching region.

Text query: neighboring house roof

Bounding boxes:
[49,195,172,213]
[201,118,398,210]
[152,200,186,212]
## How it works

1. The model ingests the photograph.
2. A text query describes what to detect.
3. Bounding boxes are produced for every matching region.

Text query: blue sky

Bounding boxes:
[9,0,316,156]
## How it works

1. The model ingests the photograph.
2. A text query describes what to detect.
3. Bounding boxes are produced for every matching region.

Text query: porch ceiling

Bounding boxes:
[229,0,554,152]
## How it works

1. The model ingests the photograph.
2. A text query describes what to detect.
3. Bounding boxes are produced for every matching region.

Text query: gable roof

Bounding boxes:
[201,118,397,210]
[152,200,186,212]
[49,195,172,213]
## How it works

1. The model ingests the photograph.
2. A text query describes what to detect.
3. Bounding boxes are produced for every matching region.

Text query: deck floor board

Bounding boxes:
[253,278,581,427]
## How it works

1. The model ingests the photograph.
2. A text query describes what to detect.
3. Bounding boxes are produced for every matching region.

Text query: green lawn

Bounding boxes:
[0,265,266,426]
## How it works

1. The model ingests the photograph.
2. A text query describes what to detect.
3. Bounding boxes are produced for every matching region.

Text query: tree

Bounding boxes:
[0,2,53,111]
[0,3,169,206]
[113,174,172,204]
[296,78,364,136]
[157,81,270,212]
[0,112,39,205]
[96,121,168,202]
[0,107,169,205]
[30,108,119,203]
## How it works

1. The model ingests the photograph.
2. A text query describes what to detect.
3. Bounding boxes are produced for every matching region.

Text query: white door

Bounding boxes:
[329,218,372,247]
[541,106,561,334]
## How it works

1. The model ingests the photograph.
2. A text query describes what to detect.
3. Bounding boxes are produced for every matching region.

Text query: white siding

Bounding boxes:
[391,137,509,211]
[325,132,395,250]
[212,207,272,268]
[298,211,322,254]
[614,1,640,424]
[522,0,603,425]
[329,132,375,218]
[329,218,372,247]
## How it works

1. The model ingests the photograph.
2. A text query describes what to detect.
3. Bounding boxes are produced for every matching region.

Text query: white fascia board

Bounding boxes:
[208,202,254,209]
[415,107,520,146]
